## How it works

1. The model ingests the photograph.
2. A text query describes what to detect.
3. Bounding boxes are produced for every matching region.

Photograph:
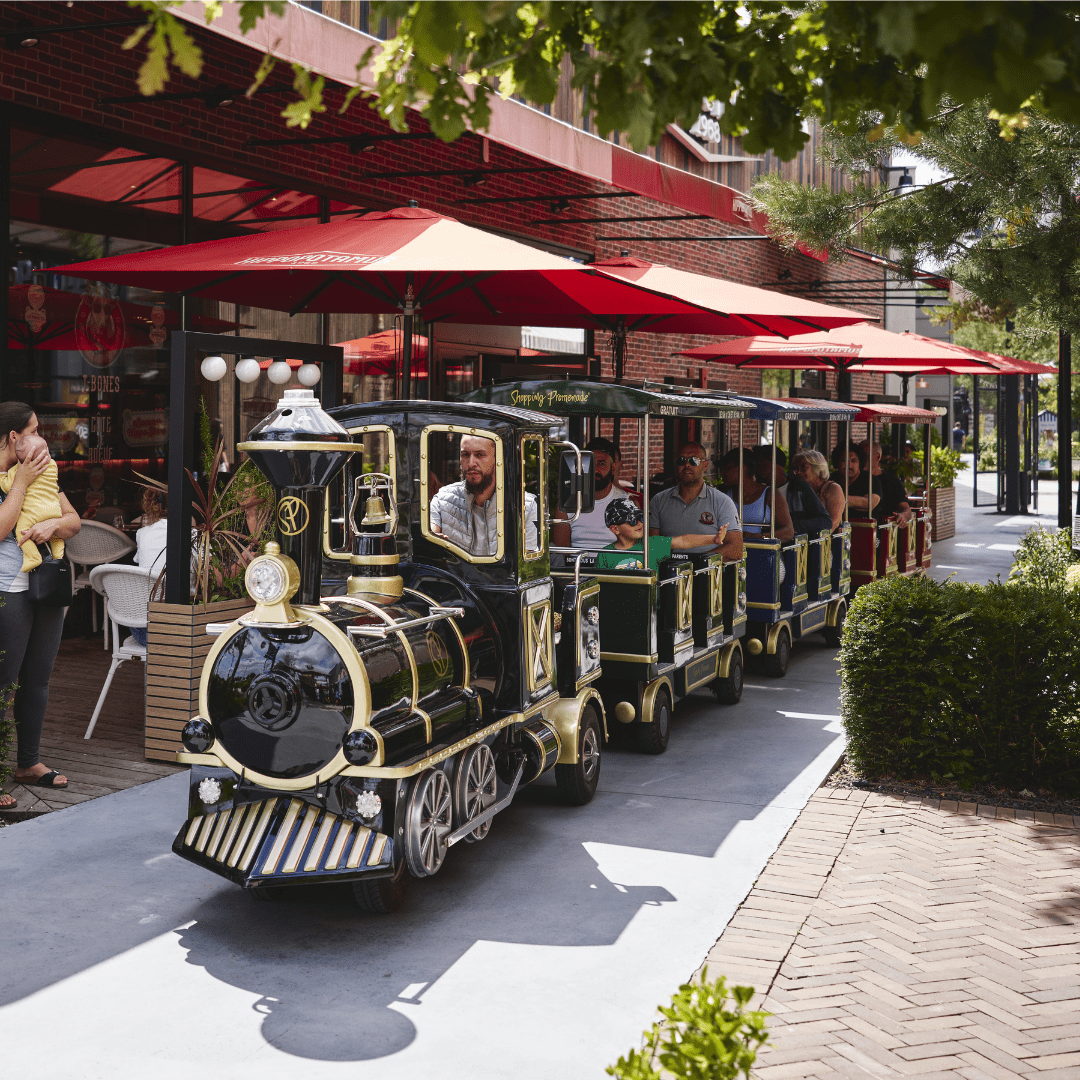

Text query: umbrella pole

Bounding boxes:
[402,273,415,400]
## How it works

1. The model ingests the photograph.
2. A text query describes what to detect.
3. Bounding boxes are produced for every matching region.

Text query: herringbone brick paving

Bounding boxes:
[698,788,1080,1079]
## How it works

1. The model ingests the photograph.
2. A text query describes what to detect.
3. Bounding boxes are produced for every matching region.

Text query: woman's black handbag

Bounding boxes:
[27,543,73,606]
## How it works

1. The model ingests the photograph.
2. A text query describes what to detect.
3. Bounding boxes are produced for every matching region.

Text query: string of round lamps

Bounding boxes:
[199,355,322,387]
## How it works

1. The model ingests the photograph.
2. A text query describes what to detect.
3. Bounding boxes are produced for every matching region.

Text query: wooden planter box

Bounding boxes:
[144,598,252,762]
[929,486,955,542]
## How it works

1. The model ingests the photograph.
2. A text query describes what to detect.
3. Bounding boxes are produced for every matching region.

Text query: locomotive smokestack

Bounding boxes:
[238,388,355,605]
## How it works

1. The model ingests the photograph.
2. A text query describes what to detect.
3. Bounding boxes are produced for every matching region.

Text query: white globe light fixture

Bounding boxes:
[234,357,261,384]
[200,355,227,381]
[267,360,292,385]
[297,363,321,387]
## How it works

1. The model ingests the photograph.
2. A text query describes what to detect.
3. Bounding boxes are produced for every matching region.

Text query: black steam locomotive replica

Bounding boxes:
[172,389,602,912]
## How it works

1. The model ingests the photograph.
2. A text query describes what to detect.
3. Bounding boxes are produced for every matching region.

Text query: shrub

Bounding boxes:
[607,970,769,1080]
[913,445,969,488]
[841,575,1080,794]
[1010,527,1080,589]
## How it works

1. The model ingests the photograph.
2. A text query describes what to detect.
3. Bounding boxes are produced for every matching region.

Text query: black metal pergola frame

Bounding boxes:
[166,331,343,603]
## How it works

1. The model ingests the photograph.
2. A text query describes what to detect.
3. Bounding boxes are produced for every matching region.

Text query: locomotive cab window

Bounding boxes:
[521,437,545,559]
[324,426,396,559]
[420,426,505,563]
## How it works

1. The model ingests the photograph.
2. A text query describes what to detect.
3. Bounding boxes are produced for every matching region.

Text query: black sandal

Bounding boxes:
[18,770,68,789]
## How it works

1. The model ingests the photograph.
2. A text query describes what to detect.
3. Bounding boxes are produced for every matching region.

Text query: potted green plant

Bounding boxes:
[913,445,968,542]
[141,430,274,762]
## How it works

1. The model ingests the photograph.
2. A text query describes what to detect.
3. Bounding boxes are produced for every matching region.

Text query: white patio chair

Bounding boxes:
[64,520,136,649]
[84,563,153,740]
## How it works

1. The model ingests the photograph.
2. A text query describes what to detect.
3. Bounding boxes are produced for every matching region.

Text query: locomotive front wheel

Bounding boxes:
[405,768,453,878]
[554,703,603,806]
[352,859,412,915]
[636,685,671,755]
[713,648,744,705]
[822,600,847,647]
[765,627,791,678]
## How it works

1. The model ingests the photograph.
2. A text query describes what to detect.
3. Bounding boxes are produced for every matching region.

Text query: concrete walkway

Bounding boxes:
[700,788,1080,1079]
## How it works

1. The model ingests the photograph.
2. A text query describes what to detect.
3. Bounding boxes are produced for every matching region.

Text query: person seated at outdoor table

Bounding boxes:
[552,437,641,551]
[596,497,727,569]
[649,440,743,559]
[430,434,537,556]
[858,440,912,524]
[126,488,168,648]
[791,450,846,532]
[0,432,65,572]
[719,448,795,540]
[831,444,880,517]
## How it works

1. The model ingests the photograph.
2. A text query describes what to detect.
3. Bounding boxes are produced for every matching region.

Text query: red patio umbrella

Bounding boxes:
[48,206,871,389]
[593,256,870,338]
[676,323,998,374]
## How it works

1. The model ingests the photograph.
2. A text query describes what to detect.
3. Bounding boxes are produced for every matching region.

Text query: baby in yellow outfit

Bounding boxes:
[0,433,64,571]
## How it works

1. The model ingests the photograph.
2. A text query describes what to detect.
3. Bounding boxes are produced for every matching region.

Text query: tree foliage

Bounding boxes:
[126,1,1080,156]
[752,102,1080,336]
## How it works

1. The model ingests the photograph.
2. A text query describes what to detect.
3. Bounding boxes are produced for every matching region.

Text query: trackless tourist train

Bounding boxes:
[172,388,603,912]
[169,382,937,912]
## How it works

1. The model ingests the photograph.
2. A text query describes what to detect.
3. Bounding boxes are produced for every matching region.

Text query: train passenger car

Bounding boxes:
[846,403,937,594]
[724,395,859,675]
[467,380,752,755]
[172,389,601,912]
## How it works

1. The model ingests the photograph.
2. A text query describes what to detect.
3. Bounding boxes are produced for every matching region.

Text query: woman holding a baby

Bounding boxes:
[0,402,81,807]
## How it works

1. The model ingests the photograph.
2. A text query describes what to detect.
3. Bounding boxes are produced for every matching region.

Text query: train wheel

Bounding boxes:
[713,648,743,705]
[822,600,847,647]
[636,686,671,755]
[555,703,603,806]
[764,627,791,678]
[405,768,453,877]
[352,860,412,915]
[453,744,498,842]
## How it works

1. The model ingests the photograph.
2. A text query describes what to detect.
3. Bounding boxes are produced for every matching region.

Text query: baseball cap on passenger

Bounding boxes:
[605,498,643,527]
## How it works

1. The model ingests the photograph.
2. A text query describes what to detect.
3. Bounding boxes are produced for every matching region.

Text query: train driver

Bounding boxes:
[597,498,728,569]
[649,440,743,560]
[430,434,538,556]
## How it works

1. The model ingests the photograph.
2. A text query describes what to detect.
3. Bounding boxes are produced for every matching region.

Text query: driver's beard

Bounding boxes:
[465,468,495,497]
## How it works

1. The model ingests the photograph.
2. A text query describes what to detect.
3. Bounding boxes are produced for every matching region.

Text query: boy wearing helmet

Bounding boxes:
[596,498,728,570]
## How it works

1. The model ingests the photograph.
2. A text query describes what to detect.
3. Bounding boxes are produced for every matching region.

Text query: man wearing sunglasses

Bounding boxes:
[649,440,743,559]
[596,498,728,569]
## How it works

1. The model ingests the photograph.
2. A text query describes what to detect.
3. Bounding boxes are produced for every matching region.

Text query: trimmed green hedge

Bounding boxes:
[841,575,1080,794]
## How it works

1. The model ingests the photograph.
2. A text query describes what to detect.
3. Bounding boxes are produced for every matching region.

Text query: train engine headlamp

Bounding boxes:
[342,729,380,767]
[245,542,300,621]
[182,717,215,754]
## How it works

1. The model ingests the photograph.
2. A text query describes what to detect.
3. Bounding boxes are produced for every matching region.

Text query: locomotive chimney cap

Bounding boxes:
[237,388,356,490]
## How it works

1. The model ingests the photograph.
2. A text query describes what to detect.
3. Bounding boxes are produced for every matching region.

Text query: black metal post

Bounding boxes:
[179,161,193,331]
[401,271,415,399]
[0,108,9,401]
[1003,373,1020,514]
[164,332,344,604]
[1060,331,1073,528]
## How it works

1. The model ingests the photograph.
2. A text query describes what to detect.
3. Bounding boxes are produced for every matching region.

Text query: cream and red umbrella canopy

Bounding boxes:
[592,256,870,337]
[676,323,999,374]
[47,207,869,336]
